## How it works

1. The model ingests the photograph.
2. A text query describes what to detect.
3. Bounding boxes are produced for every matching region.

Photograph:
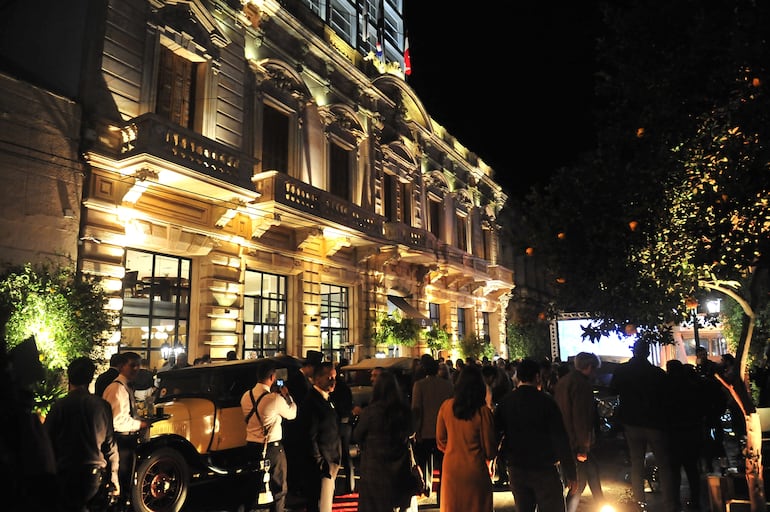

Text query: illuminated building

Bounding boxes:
[0,0,513,366]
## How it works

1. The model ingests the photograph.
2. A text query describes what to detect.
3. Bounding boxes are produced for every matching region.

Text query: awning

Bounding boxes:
[387,295,430,327]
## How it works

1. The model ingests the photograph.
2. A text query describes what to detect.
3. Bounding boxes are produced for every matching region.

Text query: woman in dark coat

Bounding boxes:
[352,369,416,512]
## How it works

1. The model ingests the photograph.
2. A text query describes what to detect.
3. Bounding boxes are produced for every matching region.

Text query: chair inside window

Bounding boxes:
[124,270,141,298]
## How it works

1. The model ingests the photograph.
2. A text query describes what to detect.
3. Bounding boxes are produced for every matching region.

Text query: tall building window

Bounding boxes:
[156,46,200,130]
[329,142,351,200]
[243,270,287,358]
[429,303,440,326]
[121,250,191,370]
[481,226,491,261]
[384,173,396,221]
[329,0,355,44]
[428,198,441,238]
[400,180,412,225]
[320,283,349,363]
[456,212,468,252]
[482,311,490,340]
[262,104,290,173]
[457,307,467,340]
[303,0,326,17]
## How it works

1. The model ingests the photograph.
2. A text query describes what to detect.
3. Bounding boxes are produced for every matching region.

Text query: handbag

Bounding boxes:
[246,390,274,506]
[403,438,427,497]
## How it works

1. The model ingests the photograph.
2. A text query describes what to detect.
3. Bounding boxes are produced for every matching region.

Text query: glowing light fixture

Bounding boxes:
[123,179,150,203]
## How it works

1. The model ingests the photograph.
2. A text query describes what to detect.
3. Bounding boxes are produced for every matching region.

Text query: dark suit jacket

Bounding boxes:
[95,368,119,398]
[298,387,341,476]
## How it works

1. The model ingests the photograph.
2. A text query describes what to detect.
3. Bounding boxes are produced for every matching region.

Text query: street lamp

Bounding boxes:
[686,298,701,355]
[706,298,722,316]
[688,297,722,357]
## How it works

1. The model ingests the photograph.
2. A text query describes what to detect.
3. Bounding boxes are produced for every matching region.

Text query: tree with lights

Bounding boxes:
[0,263,116,414]
[517,1,770,507]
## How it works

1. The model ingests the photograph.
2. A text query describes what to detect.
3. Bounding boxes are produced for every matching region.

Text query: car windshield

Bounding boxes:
[154,356,302,407]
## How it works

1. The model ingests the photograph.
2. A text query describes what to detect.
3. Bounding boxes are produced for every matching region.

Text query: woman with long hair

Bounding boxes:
[353,369,416,512]
[436,364,498,512]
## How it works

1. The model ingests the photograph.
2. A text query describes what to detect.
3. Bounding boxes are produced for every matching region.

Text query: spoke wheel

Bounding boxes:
[133,447,189,512]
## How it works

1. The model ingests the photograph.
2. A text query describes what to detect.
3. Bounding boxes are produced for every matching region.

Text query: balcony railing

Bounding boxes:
[384,222,438,252]
[117,113,258,191]
[438,245,489,275]
[487,264,514,284]
[253,171,384,239]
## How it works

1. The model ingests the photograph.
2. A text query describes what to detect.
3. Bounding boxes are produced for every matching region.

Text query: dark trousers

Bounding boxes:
[565,456,604,512]
[247,441,288,512]
[624,424,677,511]
[338,420,354,493]
[56,464,103,512]
[414,438,442,500]
[115,433,140,509]
[669,426,703,507]
[508,464,566,512]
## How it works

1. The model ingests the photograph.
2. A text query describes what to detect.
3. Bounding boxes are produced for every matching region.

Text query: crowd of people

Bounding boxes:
[8,337,754,512]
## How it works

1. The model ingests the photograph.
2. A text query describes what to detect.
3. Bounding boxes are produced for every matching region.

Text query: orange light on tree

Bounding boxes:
[537,312,547,321]
[752,77,761,87]
[624,324,637,337]
[556,277,566,284]
[685,297,699,310]
[557,232,566,240]
[636,127,645,138]
[525,247,535,256]
[628,220,639,231]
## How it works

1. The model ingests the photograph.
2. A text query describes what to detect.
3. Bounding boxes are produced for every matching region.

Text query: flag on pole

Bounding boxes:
[404,34,411,76]
[375,0,384,61]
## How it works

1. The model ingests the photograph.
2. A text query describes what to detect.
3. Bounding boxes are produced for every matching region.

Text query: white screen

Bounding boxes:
[556,318,636,360]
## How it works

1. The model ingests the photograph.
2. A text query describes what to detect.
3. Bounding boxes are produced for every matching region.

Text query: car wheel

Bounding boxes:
[132,447,190,512]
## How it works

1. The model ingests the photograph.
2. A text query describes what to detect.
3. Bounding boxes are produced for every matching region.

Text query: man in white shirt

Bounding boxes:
[102,351,149,511]
[241,360,297,512]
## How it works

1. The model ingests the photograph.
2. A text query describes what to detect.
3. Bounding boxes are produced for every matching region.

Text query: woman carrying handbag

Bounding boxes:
[352,370,419,512]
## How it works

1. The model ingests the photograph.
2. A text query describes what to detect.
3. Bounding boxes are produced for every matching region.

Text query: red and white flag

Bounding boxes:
[404,35,411,76]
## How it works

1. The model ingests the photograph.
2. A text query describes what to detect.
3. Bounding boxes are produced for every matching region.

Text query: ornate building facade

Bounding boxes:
[0,0,513,368]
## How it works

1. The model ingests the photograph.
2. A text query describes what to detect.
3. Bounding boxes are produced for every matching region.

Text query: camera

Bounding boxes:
[275,368,288,388]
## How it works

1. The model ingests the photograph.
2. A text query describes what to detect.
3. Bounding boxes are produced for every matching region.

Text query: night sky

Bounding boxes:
[402,3,599,198]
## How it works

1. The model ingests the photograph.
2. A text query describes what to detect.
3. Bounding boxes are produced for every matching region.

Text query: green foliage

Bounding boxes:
[516,1,770,350]
[458,332,494,361]
[0,263,117,413]
[506,321,551,361]
[372,311,422,348]
[515,3,770,503]
[423,323,452,356]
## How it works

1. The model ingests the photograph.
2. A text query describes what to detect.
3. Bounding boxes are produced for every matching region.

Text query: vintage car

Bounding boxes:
[132,356,301,512]
[341,356,416,408]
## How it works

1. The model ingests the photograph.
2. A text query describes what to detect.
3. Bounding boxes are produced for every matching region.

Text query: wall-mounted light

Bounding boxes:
[215,208,238,228]
[123,178,150,203]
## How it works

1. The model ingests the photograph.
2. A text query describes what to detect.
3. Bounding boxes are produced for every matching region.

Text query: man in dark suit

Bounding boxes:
[610,341,677,512]
[45,357,121,511]
[95,353,126,398]
[297,361,341,512]
[284,350,323,497]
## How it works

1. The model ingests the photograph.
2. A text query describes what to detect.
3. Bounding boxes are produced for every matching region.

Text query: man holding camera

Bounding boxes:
[241,361,297,512]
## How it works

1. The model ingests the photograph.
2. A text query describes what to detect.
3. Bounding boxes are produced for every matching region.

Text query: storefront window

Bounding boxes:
[243,270,287,359]
[121,250,191,371]
[320,284,349,363]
